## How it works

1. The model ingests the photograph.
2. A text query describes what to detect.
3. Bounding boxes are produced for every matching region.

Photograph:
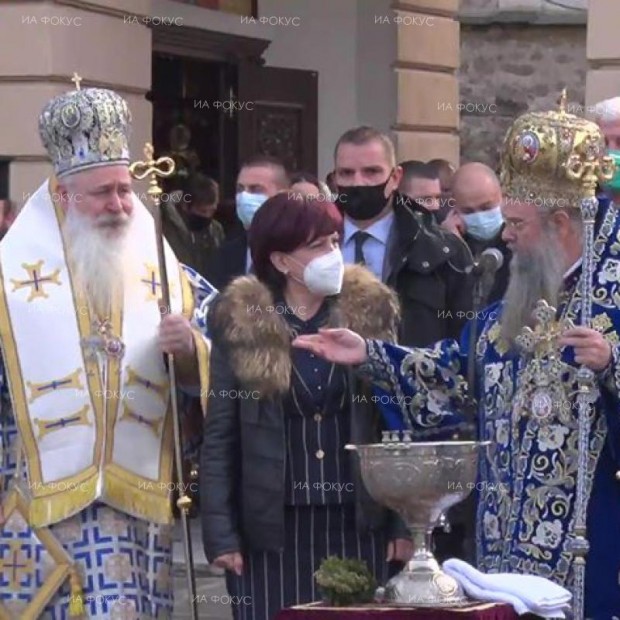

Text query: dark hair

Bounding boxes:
[334,126,396,167]
[240,155,290,188]
[248,193,343,291]
[399,159,425,167]
[399,161,438,182]
[427,158,454,173]
[185,173,218,206]
[427,158,456,191]
[290,171,321,191]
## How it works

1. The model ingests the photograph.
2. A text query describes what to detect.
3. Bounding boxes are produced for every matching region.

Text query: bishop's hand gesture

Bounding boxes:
[292,327,368,365]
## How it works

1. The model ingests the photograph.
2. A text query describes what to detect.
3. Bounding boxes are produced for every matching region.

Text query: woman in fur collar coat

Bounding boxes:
[200,193,411,620]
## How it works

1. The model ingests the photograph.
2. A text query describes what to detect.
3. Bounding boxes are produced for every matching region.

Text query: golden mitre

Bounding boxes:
[499,90,615,209]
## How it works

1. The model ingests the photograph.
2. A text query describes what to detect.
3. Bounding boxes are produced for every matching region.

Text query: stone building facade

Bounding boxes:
[458,0,587,166]
[460,24,586,166]
[1,0,617,201]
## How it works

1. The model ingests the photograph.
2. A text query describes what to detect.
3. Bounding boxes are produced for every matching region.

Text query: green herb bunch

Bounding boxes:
[314,556,377,607]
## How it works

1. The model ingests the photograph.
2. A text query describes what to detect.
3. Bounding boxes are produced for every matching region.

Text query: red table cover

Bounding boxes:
[275,601,539,620]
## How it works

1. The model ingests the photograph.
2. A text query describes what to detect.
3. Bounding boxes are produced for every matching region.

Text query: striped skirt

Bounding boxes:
[225,503,388,620]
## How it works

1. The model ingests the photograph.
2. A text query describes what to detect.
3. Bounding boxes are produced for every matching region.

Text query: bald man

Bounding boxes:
[442,162,511,304]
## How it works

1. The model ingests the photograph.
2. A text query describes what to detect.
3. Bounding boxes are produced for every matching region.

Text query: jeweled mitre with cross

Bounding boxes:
[0,84,209,532]
[499,89,614,211]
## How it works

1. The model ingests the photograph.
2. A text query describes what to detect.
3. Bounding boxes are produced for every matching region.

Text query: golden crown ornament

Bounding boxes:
[500,89,615,209]
[38,73,132,178]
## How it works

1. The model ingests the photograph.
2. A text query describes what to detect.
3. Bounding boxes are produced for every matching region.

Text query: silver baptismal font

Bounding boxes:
[347,432,489,607]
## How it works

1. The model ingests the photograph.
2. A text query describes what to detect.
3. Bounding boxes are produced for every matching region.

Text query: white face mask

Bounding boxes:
[287,248,344,296]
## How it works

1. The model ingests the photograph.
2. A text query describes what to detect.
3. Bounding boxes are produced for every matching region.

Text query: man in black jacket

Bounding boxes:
[162,173,225,282]
[333,126,472,347]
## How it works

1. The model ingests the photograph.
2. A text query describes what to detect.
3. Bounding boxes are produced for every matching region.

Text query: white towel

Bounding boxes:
[442,559,571,618]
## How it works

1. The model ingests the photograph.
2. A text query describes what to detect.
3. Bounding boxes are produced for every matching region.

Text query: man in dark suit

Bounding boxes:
[442,162,511,305]
[207,155,289,290]
[333,126,472,347]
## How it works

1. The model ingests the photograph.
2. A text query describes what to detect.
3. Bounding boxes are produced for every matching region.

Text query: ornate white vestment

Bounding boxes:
[0,180,210,528]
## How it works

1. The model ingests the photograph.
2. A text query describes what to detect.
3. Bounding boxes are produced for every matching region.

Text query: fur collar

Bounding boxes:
[209,264,400,397]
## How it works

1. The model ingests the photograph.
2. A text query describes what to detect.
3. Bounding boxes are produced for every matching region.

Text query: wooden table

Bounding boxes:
[275,601,532,620]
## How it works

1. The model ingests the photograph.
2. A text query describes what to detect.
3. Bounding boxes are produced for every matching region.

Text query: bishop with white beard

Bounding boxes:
[0,84,216,619]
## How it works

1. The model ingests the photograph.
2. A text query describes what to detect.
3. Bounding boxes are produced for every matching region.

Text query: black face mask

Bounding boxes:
[394,192,432,216]
[335,177,391,221]
[434,202,453,225]
[186,213,211,232]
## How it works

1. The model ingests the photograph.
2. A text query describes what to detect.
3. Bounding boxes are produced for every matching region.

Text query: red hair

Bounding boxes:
[248,192,343,290]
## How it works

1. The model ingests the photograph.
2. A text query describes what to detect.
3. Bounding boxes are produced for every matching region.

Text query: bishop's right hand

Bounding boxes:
[292,328,368,365]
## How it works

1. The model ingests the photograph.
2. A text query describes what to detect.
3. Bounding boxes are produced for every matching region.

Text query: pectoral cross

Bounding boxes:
[515,299,574,360]
[81,319,125,362]
[81,319,124,413]
[515,299,575,422]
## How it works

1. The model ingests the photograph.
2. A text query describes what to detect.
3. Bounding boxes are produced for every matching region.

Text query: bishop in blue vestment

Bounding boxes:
[292,102,620,618]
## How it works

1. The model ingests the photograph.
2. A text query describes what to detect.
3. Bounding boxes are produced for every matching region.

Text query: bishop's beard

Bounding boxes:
[63,208,137,317]
[499,227,567,346]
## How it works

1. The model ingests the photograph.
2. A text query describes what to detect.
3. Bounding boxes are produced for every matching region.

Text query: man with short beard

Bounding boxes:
[291,103,620,617]
[0,85,215,617]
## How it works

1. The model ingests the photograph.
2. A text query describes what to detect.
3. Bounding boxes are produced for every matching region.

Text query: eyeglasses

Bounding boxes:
[503,219,532,231]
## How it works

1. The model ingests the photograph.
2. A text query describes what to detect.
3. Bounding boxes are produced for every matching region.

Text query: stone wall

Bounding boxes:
[459,24,587,167]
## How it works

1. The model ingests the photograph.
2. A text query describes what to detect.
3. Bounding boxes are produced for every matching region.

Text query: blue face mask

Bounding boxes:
[236,191,268,229]
[462,206,504,241]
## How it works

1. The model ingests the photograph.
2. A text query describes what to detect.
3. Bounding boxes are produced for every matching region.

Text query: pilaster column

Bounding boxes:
[585,0,620,112]
[392,0,460,166]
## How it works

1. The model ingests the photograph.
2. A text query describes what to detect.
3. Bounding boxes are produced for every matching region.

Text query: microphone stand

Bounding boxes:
[439,265,486,539]
[463,268,488,441]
